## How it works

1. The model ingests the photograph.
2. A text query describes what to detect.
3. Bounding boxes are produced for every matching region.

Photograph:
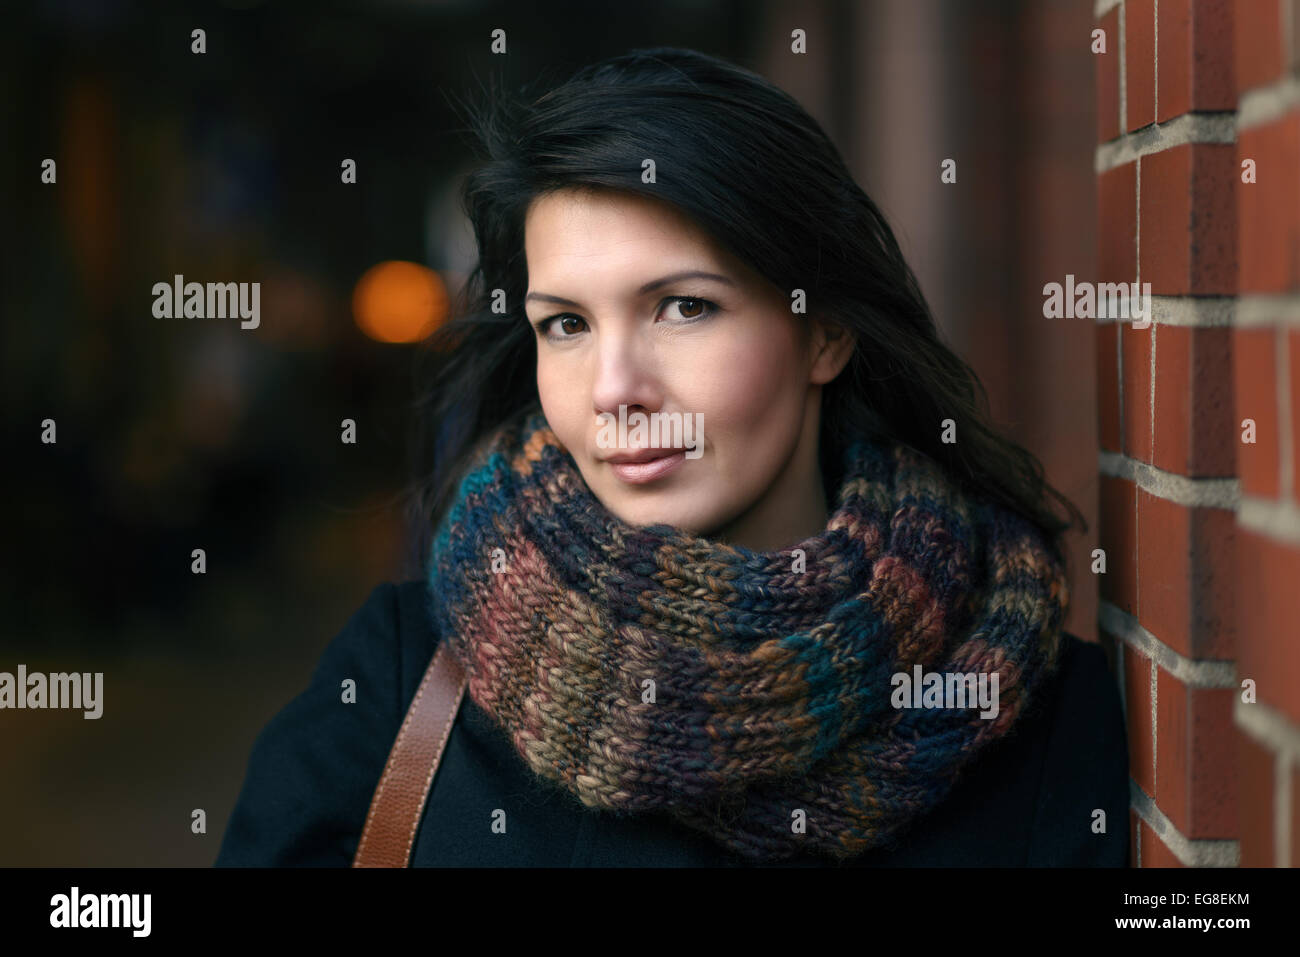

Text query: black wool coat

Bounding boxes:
[215,581,1131,867]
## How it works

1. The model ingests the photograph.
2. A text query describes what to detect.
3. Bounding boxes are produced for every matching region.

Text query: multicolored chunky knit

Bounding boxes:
[427,403,1070,863]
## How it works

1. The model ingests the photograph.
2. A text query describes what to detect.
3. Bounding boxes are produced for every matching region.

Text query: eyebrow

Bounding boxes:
[524,270,736,308]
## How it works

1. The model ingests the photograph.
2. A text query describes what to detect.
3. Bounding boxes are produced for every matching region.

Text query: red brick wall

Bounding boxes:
[1096,0,1300,868]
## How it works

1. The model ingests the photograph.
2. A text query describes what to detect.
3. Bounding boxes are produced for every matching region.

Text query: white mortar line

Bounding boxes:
[1130,779,1241,865]
[1093,296,1235,326]
[1116,310,1126,448]
[1150,319,1157,491]
[1099,601,1238,686]
[1096,113,1237,173]
[1098,450,1240,508]
[1238,74,1300,130]
[1236,294,1300,327]
[1153,0,1159,123]
[1237,495,1300,545]
[1278,752,1293,868]
[1236,696,1300,866]
[1151,296,1234,326]
[1151,644,1159,799]
[1235,695,1300,756]
[1119,0,1127,134]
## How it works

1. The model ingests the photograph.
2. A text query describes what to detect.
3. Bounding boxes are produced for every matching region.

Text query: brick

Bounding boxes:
[1124,640,1155,796]
[1235,731,1275,866]
[1151,325,1235,476]
[1139,145,1237,295]
[1237,113,1300,293]
[1157,0,1236,122]
[1100,476,1139,614]
[1098,161,1137,286]
[1235,0,1285,95]
[1139,819,1185,866]
[1122,323,1153,461]
[1136,492,1236,659]
[1292,331,1300,503]
[1098,322,1122,452]
[1097,7,1122,142]
[1232,327,1280,497]
[1235,527,1300,724]
[1127,0,1157,131]
[1154,666,1236,837]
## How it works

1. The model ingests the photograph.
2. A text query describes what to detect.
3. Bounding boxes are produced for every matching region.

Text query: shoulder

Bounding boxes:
[389,580,443,705]
[1040,632,1126,763]
[1024,630,1130,865]
[214,581,439,866]
[267,580,440,717]
[283,580,439,725]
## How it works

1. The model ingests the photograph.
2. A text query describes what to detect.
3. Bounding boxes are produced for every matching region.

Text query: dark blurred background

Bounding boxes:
[0,0,1097,865]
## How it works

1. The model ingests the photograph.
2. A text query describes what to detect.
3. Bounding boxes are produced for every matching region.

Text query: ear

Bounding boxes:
[808,319,855,386]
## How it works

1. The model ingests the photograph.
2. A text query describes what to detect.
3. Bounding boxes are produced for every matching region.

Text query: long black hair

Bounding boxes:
[403,46,1086,573]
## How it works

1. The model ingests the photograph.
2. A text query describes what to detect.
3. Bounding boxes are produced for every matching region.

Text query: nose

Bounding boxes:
[589,322,664,424]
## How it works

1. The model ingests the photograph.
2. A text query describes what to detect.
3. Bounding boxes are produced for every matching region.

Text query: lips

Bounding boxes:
[601,448,684,465]
[603,448,689,484]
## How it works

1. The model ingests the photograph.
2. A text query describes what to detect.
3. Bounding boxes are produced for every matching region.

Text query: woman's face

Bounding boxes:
[522,188,853,551]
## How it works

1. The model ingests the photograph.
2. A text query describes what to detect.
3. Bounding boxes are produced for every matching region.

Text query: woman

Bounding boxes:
[216,47,1128,867]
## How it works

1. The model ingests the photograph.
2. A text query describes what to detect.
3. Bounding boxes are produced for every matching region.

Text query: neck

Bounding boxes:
[712,475,829,552]
[705,394,830,552]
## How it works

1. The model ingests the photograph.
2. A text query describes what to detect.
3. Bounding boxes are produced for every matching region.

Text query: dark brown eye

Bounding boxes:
[676,298,704,319]
[559,316,586,334]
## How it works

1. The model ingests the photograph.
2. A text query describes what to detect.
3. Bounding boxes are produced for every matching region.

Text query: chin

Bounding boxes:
[600,492,720,535]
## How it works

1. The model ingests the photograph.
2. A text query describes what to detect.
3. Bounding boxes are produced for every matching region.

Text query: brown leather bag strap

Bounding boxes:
[352,641,467,867]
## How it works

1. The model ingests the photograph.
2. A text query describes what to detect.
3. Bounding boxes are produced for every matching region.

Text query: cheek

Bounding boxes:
[684,320,806,429]
[536,355,588,448]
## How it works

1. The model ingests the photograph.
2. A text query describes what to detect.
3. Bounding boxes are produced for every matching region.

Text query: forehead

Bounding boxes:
[524,188,720,268]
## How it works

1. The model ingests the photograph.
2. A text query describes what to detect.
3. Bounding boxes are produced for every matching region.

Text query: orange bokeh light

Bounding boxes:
[352,260,448,343]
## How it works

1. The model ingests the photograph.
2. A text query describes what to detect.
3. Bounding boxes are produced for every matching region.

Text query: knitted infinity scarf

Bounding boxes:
[427,404,1069,863]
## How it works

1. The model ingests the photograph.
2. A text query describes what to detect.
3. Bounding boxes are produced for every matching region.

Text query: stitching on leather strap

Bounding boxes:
[353,650,436,865]
[402,644,467,860]
[354,639,465,867]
